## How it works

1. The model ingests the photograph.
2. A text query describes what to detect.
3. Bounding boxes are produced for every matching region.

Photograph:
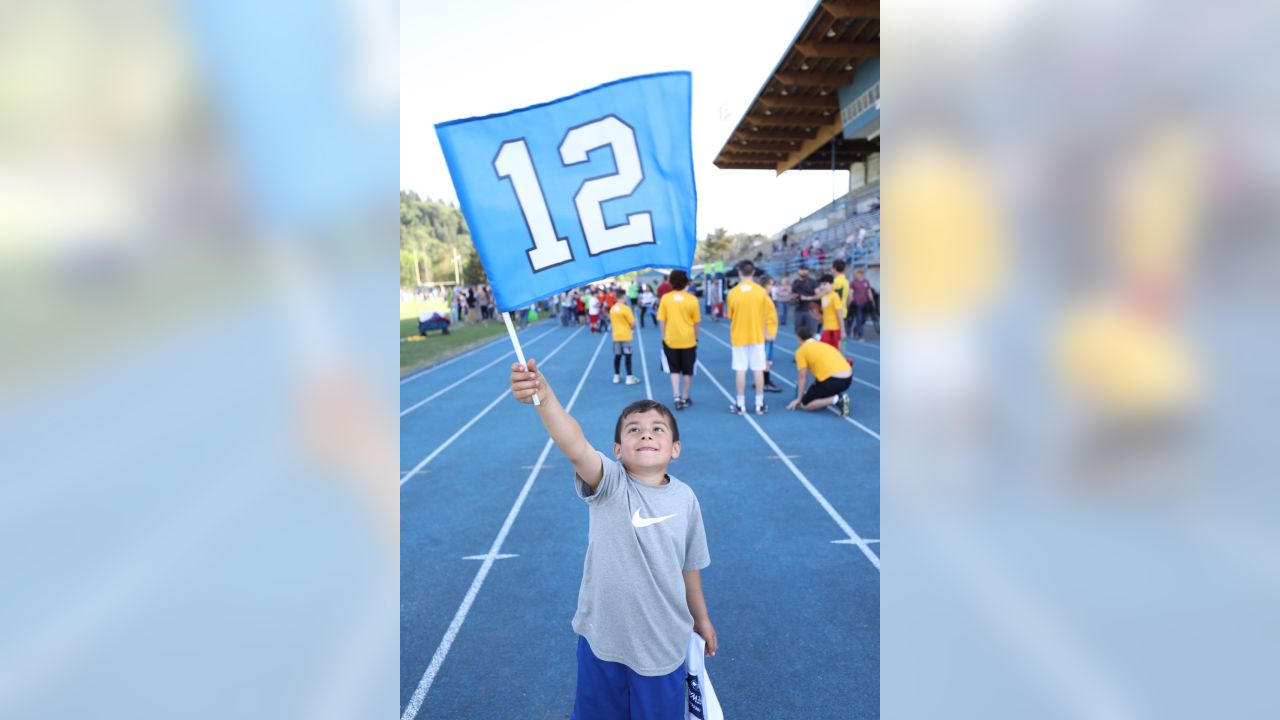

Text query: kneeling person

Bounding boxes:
[787,326,854,416]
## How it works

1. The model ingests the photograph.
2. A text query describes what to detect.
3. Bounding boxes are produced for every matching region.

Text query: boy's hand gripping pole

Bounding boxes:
[503,311,540,406]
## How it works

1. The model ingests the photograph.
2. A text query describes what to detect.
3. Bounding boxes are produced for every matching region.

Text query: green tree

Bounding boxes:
[462,244,487,285]
[697,227,734,263]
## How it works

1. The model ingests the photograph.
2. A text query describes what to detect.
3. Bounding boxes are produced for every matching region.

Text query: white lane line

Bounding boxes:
[399,326,584,487]
[700,329,880,440]
[399,327,556,417]
[635,323,653,400]
[694,360,880,570]
[400,333,608,720]
[399,325,522,384]
[774,327,879,364]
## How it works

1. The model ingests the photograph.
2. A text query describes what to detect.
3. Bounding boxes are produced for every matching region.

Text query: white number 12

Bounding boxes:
[493,115,655,272]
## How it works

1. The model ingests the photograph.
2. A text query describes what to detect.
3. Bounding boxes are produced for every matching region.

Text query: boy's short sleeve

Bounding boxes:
[575,451,623,504]
[683,496,710,571]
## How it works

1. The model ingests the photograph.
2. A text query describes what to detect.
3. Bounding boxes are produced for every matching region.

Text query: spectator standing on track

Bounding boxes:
[508,368,716,720]
[708,273,725,323]
[587,291,602,333]
[775,274,792,325]
[656,273,672,300]
[656,269,700,410]
[817,273,846,350]
[786,326,853,416]
[560,292,575,327]
[790,265,819,335]
[849,268,876,342]
[628,280,639,308]
[831,259,850,309]
[726,260,777,415]
[638,284,656,328]
[610,299,640,385]
[759,275,783,393]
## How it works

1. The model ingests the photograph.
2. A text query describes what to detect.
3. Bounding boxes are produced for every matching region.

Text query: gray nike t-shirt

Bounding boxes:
[572,451,710,675]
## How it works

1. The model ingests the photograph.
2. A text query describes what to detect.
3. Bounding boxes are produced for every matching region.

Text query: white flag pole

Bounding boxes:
[503,310,541,406]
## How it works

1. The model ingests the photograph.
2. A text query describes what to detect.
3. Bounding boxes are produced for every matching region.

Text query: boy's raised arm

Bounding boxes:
[510,359,604,489]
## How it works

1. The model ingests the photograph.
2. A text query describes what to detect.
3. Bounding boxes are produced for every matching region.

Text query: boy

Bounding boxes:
[656,269,700,410]
[610,300,641,385]
[786,326,853,416]
[726,260,778,415]
[759,276,783,393]
[587,291,602,333]
[817,273,846,350]
[510,364,717,720]
[831,259,850,342]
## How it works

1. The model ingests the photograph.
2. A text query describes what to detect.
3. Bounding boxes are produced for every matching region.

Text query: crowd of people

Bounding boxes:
[528,254,878,420]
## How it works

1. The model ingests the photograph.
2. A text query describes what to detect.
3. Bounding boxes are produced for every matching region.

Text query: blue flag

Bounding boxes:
[435,72,697,312]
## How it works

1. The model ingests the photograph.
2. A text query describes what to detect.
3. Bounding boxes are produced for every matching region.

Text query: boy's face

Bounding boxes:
[613,409,681,473]
[819,280,832,295]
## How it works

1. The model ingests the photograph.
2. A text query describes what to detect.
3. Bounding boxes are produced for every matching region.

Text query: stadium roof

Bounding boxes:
[714,0,880,173]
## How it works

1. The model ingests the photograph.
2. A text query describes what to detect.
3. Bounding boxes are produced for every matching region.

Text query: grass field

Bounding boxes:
[400,301,511,376]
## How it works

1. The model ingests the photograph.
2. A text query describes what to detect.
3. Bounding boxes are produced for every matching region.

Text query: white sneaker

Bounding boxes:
[625,375,640,385]
[613,374,621,384]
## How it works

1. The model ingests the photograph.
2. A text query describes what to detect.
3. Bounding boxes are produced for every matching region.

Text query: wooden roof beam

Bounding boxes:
[821,0,880,19]
[756,97,838,114]
[795,41,879,59]
[773,71,853,87]
[739,114,824,128]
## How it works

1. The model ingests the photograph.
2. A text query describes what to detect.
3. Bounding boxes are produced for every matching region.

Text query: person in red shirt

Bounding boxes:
[656,273,672,299]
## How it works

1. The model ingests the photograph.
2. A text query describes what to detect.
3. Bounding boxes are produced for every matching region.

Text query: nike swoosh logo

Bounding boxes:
[632,509,676,528]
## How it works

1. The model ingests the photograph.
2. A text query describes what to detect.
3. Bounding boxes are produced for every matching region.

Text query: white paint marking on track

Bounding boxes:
[635,323,653,400]
[462,554,517,561]
[400,333,608,720]
[400,327,557,417]
[399,326,584,487]
[399,323,546,385]
[700,328,880,440]
[702,326,878,391]
[694,360,880,570]
[774,327,879,364]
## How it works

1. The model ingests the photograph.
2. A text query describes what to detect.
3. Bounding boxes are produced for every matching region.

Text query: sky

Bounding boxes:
[400,0,851,240]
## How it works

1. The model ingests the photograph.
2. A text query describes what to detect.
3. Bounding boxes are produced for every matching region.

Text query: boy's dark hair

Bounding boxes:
[760,274,774,286]
[614,400,680,443]
[820,273,834,284]
[669,269,689,290]
[833,259,846,272]
[797,326,814,341]
[737,260,755,277]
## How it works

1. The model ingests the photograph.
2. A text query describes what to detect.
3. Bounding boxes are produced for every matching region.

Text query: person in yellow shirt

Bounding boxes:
[817,273,846,350]
[787,326,853,416]
[656,269,700,410]
[726,260,778,415]
[831,259,850,306]
[831,259,850,349]
[609,301,640,385]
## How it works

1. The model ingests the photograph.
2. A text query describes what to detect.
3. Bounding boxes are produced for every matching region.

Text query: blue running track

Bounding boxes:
[401,317,879,719]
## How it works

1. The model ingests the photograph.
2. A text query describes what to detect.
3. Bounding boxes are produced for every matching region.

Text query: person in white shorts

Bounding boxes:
[725,260,778,415]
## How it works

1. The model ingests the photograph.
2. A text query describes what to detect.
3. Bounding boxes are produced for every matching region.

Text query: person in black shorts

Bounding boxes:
[656,269,701,410]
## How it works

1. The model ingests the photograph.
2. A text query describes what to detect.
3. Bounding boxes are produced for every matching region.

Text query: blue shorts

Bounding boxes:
[572,636,684,720]
[764,339,774,362]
